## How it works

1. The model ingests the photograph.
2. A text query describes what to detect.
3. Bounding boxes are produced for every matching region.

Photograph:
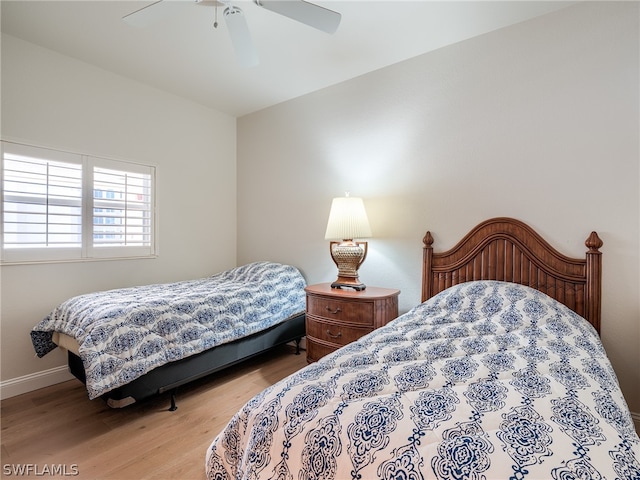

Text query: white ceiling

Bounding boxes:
[1,1,574,117]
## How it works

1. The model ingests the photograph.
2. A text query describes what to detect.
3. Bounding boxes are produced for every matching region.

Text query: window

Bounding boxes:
[1,141,155,263]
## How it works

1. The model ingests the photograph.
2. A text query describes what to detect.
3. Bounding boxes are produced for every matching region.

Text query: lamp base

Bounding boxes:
[331,277,366,291]
[329,240,368,291]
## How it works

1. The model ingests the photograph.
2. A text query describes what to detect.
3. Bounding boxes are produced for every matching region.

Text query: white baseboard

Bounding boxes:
[0,366,74,400]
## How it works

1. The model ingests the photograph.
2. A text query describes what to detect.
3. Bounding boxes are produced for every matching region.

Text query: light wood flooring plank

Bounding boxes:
[1,344,307,480]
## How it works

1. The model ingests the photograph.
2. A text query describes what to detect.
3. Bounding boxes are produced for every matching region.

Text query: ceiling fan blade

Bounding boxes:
[254,0,341,34]
[224,6,259,68]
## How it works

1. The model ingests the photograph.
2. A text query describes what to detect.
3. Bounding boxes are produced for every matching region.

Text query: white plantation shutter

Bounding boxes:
[3,151,82,248]
[89,158,154,258]
[1,141,155,263]
[2,143,83,261]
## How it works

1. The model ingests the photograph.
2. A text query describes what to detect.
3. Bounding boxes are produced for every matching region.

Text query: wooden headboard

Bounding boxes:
[422,217,603,333]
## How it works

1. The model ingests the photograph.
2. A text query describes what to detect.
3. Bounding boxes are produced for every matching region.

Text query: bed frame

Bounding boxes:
[66,312,306,409]
[422,217,603,333]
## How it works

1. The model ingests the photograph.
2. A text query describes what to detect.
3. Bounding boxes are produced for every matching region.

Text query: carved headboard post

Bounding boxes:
[422,231,434,303]
[585,231,603,333]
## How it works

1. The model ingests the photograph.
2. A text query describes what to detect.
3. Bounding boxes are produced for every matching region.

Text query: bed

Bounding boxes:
[206,218,640,479]
[31,261,307,409]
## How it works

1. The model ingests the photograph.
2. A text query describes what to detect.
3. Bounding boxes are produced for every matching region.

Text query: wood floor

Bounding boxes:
[1,344,308,479]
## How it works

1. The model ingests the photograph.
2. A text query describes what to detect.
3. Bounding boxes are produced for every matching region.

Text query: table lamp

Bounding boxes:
[324,194,372,290]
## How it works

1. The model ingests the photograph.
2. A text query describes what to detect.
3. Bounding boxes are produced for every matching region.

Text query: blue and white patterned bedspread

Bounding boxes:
[206,280,640,480]
[31,262,306,399]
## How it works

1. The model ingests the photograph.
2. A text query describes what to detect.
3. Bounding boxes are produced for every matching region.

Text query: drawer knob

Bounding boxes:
[326,306,342,315]
[326,329,342,339]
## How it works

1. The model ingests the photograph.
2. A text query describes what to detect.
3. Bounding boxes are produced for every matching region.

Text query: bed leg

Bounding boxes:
[294,338,301,355]
[169,389,178,411]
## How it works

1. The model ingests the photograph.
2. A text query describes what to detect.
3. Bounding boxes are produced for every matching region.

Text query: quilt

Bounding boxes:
[31,261,306,399]
[206,280,640,480]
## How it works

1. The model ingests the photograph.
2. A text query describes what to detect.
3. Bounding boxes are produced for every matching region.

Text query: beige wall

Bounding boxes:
[237,2,640,414]
[0,35,237,391]
[1,2,638,420]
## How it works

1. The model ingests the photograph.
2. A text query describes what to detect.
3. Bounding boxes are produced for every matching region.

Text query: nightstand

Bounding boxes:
[304,283,400,362]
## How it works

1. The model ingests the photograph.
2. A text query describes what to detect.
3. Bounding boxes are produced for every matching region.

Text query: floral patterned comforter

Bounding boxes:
[206,280,639,480]
[31,262,306,399]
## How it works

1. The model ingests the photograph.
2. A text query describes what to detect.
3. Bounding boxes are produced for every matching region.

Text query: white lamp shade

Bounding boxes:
[324,196,372,240]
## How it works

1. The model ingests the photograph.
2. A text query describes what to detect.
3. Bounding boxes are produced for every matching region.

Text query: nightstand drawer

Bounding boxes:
[307,296,374,325]
[306,316,372,346]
